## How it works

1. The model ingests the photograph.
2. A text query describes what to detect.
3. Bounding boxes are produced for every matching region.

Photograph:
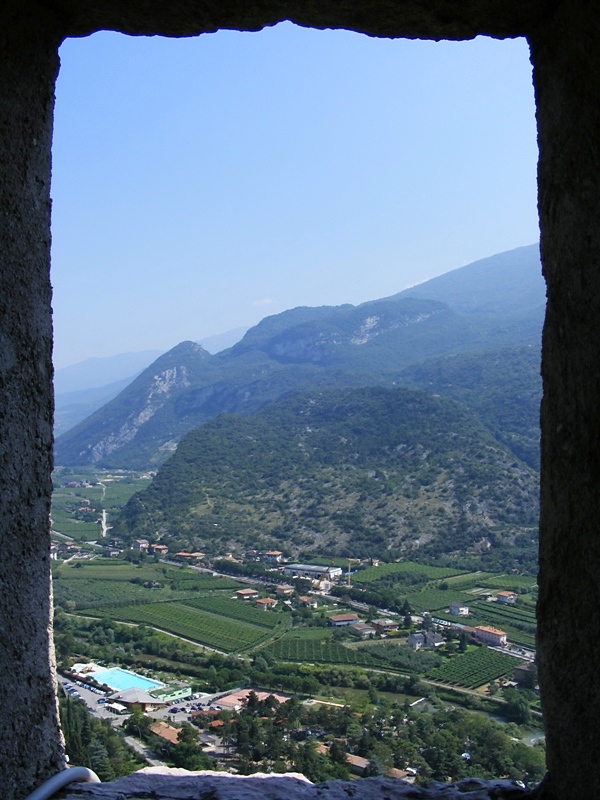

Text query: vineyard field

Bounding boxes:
[353,562,465,584]
[404,588,473,613]
[478,575,538,591]
[87,601,270,652]
[180,596,288,629]
[263,638,385,667]
[427,647,525,689]
[282,628,335,642]
[471,602,536,627]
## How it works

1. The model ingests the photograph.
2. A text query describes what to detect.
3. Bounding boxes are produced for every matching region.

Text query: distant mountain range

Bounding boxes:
[55,243,544,470]
[54,330,250,436]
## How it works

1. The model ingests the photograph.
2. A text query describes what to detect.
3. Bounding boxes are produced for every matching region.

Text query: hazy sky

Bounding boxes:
[51,24,539,369]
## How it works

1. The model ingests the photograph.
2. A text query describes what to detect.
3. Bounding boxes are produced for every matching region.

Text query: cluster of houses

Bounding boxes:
[408,625,508,649]
[235,584,317,611]
[50,540,83,560]
[234,583,514,650]
[327,612,399,638]
[235,585,318,610]
[131,538,171,556]
[325,607,510,650]
[447,591,518,618]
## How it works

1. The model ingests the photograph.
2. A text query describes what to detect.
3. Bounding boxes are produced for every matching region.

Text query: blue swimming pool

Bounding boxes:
[88,667,164,692]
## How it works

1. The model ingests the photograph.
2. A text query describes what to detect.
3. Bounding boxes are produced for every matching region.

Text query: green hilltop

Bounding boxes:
[114,385,538,563]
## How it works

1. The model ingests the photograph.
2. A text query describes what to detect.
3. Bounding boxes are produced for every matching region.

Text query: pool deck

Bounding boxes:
[71,663,165,692]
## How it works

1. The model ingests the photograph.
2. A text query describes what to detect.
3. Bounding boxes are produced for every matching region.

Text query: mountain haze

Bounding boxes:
[54,350,164,435]
[55,244,543,469]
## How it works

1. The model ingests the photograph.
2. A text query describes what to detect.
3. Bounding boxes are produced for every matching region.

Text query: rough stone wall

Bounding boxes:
[54,0,546,39]
[0,10,66,800]
[3,1,600,798]
[530,4,600,798]
[61,767,534,800]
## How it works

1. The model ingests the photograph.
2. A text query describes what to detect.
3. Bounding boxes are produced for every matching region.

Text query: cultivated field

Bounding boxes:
[89,601,275,653]
[51,469,152,541]
[426,646,522,689]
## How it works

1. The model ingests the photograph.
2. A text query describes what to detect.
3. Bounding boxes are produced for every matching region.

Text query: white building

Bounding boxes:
[473,625,508,647]
[449,601,469,616]
[283,563,343,581]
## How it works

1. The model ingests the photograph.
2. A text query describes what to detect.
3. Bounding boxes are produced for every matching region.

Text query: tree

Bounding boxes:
[124,706,152,740]
[243,690,261,716]
[87,739,115,782]
[503,688,532,726]
[170,741,211,770]
[329,740,347,765]
[177,722,199,744]
[363,754,386,777]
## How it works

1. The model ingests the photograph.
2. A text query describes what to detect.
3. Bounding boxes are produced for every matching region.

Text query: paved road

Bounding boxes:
[123,736,167,767]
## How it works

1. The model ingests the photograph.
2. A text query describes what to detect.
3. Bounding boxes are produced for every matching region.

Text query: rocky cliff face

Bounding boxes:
[84,365,192,463]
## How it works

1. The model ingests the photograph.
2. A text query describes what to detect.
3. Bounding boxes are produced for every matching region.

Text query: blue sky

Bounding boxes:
[51,24,539,369]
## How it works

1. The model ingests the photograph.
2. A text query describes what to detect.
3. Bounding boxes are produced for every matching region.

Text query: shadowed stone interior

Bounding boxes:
[1,1,600,798]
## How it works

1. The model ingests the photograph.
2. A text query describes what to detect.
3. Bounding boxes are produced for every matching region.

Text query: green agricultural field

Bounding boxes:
[427,647,525,689]
[53,561,242,609]
[89,601,271,652]
[180,596,289,630]
[470,601,537,627]
[99,476,153,508]
[51,469,152,541]
[168,575,241,591]
[468,601,537,649]
[50,514,101,540]
[55,561,168,581]
[477,574,538,592]
[54,560,238,586]
[282,627,335,642]
[439,572,491,591]
[514,594,537,611]
[403,587,473,613]
[263,637,386,668]
[55,578,164,610]
[353,561,465,584]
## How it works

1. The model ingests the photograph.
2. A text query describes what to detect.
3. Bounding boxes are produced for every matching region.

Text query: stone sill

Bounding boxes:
[59,767,536,800]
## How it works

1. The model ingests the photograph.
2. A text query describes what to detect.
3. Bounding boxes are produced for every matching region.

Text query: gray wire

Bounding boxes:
[25,766,101,800]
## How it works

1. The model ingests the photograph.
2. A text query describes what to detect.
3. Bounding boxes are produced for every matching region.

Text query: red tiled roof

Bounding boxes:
[150,721,180,744]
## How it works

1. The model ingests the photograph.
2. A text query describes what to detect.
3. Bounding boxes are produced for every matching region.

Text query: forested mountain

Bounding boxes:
[55,244,543,469]
[114,386,538,562]
[400,344,541,470]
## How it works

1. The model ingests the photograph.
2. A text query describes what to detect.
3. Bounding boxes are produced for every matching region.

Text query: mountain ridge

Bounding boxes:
[55,244,543,469]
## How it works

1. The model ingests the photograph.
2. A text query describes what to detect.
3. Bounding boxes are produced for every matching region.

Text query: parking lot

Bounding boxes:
[57,675,219,725]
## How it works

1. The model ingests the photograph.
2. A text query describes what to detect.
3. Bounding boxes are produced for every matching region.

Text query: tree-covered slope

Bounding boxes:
[114,386,538,560]
[399,344,541,470]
